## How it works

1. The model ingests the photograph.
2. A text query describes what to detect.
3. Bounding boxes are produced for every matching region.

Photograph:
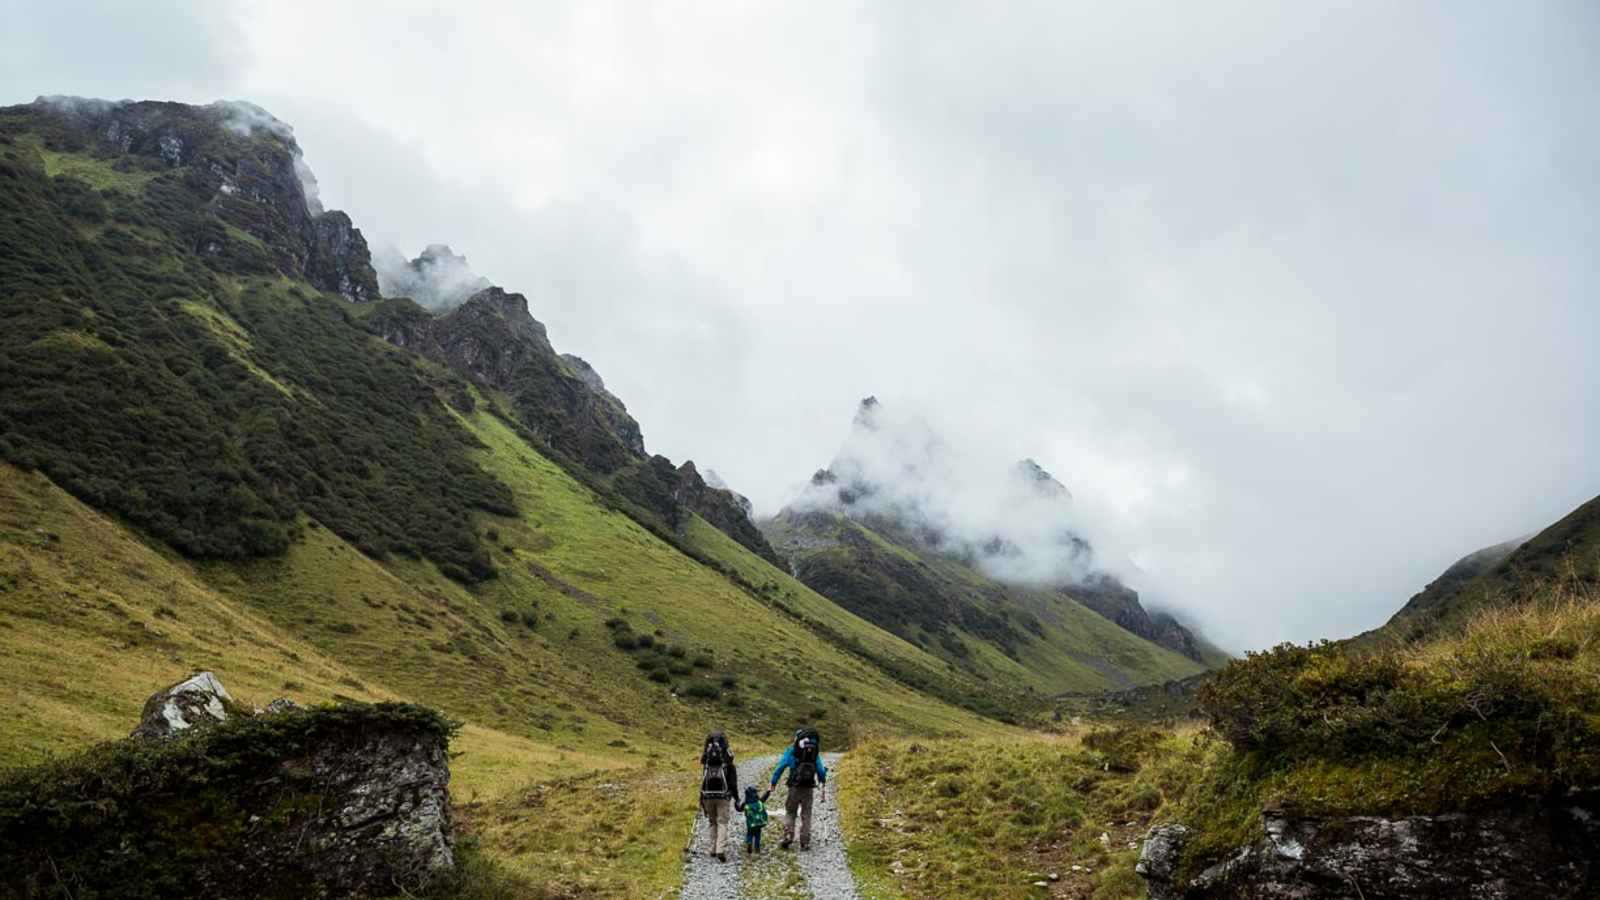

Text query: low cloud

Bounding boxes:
[374,244,492,311]
[789,398,1138,593]
[211,100,322,214]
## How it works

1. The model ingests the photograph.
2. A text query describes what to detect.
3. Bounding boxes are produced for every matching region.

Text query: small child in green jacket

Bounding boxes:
[736,785,771,853]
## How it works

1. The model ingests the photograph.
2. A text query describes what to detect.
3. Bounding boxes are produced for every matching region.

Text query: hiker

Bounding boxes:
[769,727,827,850]
[734,784,771,854]
[698,730,738,862]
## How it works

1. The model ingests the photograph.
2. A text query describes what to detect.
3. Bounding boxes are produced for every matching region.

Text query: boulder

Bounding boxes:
[129,670,234,741]
[1135,824,1190,900]
[5,673,457,898]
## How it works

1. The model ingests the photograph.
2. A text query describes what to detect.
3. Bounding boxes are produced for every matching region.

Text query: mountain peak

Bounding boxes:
[1015,458,1071,501]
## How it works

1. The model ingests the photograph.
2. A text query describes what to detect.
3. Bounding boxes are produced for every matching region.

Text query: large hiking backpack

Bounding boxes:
[789,727,821,788]
[700,733,732,800]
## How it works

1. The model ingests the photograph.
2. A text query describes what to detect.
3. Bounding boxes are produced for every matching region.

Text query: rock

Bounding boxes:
[674,460,788,567]
[1139,800,1600,899]
[1098,830,1111,846]
[1135,824,1190,900]
[11,674,457,897]
[130,671,234,741]
[1032,881,1048,887]
[264,697,298,714]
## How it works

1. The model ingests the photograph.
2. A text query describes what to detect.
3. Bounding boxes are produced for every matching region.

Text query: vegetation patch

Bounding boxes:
[839,729,1208,899]
[0,701,456,899]
[1172,592,1600,882]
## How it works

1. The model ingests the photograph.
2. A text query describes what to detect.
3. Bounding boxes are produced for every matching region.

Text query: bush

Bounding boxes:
[684,683,721,700]
[499,610,519,624]
[647,671,670,684]
[635,633,655,649]
[612,633,638,651]
[691,654,714,669]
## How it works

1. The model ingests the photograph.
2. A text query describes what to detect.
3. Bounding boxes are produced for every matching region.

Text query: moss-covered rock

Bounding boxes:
[0,681,458,899]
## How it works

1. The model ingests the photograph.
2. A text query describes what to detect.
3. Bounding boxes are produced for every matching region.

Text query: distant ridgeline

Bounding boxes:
[0,97,780,581]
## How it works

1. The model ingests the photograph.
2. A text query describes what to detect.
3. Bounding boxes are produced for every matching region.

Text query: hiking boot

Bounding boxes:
[717,852,727,863]
[780,838,793,850]
[800,842,810,851]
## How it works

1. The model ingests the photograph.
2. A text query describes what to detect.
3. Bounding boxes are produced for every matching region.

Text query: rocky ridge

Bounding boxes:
[27,97,379,301]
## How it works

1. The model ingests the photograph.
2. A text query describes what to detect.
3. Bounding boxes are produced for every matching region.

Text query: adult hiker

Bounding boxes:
[769,726,827,850]
[697,730,738,862]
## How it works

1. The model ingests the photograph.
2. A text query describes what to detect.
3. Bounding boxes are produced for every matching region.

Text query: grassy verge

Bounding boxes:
[837,728,1209,899]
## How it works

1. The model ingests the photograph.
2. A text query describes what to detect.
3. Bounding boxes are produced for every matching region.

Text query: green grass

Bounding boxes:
[1169,586,1600,882]
[838,728,1208,900]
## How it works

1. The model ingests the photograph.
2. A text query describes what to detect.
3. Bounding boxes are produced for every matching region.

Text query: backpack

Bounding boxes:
[700,733,732,800]
[745,800,768,829]
[789,728,821,788]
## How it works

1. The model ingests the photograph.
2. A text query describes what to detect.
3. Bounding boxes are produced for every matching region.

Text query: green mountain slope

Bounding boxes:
[764,509,1206,692]
[1356,492,1600,647]
[0,98,1004,773]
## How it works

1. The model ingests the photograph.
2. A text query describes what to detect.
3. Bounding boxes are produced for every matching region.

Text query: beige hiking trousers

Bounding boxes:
[783,784,814,847]
[701,797,732,855]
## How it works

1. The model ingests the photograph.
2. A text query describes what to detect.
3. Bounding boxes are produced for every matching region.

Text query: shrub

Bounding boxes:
[684,683,721,700]
[635,633,655,649]
[647,671,671,684]
[691,654,714,669]
[499,610,519,624]
[612,633,638,651]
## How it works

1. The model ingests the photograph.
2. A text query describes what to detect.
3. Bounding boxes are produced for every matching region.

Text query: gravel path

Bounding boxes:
[680,753,860,900]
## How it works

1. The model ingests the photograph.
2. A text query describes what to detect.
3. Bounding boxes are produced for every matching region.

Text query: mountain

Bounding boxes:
[761,397,1220,690]
[0,95,1017,769]
[1356,492,1600,647]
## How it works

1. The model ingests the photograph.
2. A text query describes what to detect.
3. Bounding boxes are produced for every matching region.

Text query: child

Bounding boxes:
[735,785,771,853]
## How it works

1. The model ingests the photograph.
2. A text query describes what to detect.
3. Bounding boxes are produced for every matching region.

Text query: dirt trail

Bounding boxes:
[679,753,859,899]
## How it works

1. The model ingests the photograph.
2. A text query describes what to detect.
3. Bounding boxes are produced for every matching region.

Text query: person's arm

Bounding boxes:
[769,747,794,787]
[816,755,828,785]
[727,762,739,799]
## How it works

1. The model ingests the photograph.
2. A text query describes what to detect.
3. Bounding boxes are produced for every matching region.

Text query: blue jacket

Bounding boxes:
[769,745,827,787]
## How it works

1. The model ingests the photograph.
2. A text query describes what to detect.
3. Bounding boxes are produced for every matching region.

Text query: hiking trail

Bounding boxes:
[680,753,861,900]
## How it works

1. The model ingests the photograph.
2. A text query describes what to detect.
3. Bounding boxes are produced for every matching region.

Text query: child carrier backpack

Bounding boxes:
[700,733,732,800]
[790,727,821,788]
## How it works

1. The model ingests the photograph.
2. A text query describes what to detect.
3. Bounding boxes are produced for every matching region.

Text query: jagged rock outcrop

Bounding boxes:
[674,460,787,567]
[1,673,456,899]
[25,97,379,301]
[1138,797,1600,899]
[368,286,646,472]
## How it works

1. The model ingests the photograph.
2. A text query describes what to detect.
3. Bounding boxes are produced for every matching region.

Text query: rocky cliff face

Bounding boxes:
[1,673,456,899]
[1139,796,1599,899]
[674,460,787,567]
[368,286,646,472]
[24,97,379,301]
[366,288,787,562]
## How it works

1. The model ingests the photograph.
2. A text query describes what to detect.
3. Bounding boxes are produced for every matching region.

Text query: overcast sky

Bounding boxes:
[6,1,1597,651]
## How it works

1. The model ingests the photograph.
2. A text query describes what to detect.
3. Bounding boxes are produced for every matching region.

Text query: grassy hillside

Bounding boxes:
[764,511,1205,694]
[1357,492,1600,647]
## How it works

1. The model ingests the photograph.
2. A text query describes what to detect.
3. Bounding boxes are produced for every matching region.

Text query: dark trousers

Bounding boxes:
[745,826,763,851]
